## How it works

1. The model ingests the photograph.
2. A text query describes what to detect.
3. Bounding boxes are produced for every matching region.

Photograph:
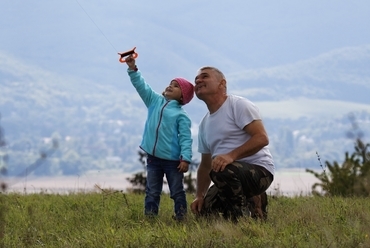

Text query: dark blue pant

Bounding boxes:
[145,155,187,219]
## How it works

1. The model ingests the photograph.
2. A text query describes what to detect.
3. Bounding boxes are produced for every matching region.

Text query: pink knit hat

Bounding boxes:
[173,77,194,105]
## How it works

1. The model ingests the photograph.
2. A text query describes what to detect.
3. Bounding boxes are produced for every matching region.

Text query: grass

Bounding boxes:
[1,189,370,247]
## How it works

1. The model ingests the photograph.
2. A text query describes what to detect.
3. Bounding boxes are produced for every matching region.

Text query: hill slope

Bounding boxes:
[1,46,370,176]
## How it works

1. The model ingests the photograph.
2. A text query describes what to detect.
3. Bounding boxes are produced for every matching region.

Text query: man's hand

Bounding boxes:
[190,197,204,215]
[211,154,234,172]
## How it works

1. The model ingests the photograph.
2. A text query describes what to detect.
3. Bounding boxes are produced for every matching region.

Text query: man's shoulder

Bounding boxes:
[228,94,249,102]
[228,94,255,106]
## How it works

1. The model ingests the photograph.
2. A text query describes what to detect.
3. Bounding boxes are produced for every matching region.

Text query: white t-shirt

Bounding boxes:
[198,94,274,176]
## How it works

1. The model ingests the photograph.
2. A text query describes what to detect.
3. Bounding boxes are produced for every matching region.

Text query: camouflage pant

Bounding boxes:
[200,161,273,221]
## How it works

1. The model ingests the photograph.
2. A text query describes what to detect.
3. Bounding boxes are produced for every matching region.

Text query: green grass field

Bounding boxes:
[1,188,369,247]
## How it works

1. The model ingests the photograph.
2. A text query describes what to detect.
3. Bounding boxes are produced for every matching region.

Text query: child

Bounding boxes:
[125,56,194,221]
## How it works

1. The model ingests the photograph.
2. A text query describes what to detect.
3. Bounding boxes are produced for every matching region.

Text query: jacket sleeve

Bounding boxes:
[127,69,161,107]
[177,112,193,163]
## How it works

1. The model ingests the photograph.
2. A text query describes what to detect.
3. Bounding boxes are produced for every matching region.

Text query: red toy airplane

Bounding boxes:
[118,47,138,63]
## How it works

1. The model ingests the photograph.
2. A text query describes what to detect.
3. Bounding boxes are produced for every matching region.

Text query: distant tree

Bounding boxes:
[0,113,6,245]
[183,159,199,194]
[306,114,370,196]
[126,151,147,193]
[307,139,370,196]
[0,113,8,192]
[0,112,59,185]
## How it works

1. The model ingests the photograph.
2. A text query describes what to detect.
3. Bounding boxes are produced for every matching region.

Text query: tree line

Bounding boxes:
[306,115,370,196]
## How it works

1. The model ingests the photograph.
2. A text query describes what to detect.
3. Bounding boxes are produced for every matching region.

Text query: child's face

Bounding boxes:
[164,80,183,103]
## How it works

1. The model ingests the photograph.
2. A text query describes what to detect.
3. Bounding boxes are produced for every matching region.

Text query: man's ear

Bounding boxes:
[219,79,227,89]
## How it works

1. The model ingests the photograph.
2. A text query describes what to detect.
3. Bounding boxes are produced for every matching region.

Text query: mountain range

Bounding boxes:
[1,44,370,176]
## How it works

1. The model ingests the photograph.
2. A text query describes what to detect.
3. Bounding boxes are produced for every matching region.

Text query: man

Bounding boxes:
[190,66,274,221]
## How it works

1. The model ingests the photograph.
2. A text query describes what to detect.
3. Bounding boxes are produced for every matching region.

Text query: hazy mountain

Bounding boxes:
[1,46,370,177]
[229,45,370,103]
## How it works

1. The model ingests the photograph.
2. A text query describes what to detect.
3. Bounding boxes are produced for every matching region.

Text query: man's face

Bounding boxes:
[194,69,220,98]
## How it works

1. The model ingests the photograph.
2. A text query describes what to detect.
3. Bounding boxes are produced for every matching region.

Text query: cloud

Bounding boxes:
[255,97,370,120]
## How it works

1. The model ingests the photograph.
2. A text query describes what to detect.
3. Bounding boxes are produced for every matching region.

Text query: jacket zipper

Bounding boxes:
[152,101,170,156]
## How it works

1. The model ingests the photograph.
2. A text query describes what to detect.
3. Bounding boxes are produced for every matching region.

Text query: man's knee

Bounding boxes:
[209,165,239,184]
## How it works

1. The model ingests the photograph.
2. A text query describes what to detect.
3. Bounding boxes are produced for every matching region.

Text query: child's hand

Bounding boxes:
[126,56,136,70]
[178,161,189,173]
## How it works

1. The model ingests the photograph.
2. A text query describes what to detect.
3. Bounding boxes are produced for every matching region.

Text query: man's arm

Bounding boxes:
[195,153,212,198]
[190,153,212,214]
[211,120,269,172]
[229,119,269,160]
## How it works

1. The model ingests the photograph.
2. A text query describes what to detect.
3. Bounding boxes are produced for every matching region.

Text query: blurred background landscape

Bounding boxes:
[1,1,370,194]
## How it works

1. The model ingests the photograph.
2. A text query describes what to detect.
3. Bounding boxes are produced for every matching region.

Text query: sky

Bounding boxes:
[1,1,369,75]
[1,1,370,120]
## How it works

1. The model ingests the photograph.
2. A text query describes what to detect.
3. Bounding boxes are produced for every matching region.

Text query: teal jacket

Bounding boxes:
[127,69,193,163]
